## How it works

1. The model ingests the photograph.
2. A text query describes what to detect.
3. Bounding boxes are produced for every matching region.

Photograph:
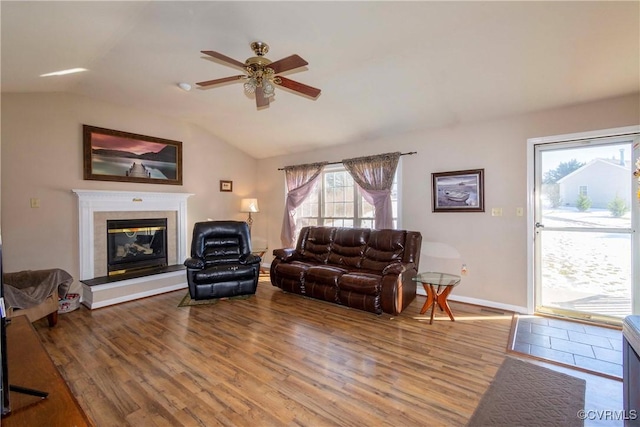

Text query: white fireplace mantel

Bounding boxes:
[72,189,193,281]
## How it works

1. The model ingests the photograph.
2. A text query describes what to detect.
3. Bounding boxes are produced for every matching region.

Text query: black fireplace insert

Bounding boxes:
[107,218,168,276]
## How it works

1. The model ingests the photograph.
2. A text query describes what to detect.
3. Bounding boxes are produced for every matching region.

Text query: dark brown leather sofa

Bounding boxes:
[270,226,422,315]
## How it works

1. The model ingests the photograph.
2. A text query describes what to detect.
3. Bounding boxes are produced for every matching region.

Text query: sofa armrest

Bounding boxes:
[380,263,418,315]
[184,257,204,269]
[240,254,261,265]
[382,262,415,276]
[273,248,297,262]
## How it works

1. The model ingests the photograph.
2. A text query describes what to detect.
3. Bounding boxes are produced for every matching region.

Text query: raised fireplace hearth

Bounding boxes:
[72,189,193,308]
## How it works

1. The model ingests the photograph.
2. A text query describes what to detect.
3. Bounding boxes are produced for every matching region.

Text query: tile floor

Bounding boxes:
[512,315,623,379]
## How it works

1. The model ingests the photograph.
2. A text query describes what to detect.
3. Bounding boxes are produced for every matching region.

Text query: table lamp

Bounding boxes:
[240,198,259,231]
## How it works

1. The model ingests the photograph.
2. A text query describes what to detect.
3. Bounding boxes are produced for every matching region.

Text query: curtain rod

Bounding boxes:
[277,151,417,171]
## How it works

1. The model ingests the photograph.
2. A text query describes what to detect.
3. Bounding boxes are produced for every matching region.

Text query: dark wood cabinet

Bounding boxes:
[2,316,92,426]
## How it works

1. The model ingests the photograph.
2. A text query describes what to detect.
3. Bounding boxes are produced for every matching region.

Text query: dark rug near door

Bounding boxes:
[178,292,251,307]
[467,357,585,427]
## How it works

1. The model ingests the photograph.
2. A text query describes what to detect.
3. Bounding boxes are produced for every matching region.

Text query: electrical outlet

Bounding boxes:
[461,264,468,276]
[30,198,40,208]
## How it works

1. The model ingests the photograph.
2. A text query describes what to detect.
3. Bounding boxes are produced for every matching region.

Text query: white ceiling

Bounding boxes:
[2,1,638,159]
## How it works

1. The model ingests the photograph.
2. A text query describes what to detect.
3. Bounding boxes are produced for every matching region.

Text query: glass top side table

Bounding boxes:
[251,247,268,275]
[413,272,461,324]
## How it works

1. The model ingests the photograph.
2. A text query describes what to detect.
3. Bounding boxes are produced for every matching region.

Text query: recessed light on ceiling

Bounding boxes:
[39,68,88,77]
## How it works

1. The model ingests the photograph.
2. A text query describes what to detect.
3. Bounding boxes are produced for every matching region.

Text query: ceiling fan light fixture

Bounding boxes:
[197,42,321,108]
[243,77,257,94]
[263,81,275,97]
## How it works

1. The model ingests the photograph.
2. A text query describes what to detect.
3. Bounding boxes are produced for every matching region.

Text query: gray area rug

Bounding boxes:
[467,357,585,427]
[177,292,251,307]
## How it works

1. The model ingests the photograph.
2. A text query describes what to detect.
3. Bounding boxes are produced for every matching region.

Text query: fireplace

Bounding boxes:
[107,218,168,276]
[72,189,193,309]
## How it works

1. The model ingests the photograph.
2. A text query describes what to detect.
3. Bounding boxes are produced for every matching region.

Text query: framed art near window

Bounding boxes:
[220,180,233,192]
[83,125,182,185]
[432,169,484,212]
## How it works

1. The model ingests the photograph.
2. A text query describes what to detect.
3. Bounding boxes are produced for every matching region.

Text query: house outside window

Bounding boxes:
[293,164,398,237]
[579,185,588,196]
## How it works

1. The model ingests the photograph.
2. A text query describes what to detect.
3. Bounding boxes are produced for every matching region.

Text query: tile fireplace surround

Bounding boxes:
[72,189,193,309]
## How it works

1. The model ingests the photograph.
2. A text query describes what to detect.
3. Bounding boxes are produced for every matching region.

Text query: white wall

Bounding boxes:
[1,92,258,294]
[256,94,640,313]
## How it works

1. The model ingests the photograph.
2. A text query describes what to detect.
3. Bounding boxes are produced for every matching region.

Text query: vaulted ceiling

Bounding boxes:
[2,1,638,159]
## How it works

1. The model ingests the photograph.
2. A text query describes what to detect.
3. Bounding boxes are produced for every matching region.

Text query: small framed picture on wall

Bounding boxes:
[432,169,484,212]
[220,180,233,192]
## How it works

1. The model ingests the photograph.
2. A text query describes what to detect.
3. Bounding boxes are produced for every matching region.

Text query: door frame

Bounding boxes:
[526,125,640,315]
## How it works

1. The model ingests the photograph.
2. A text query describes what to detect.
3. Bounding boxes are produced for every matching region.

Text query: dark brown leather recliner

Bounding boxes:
[184,221,261,300]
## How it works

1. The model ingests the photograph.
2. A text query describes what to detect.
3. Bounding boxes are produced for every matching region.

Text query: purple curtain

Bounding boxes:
[342,152,400,229]
[281,162,327,247]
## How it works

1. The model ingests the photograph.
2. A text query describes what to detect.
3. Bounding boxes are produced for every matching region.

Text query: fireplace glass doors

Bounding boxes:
[107,218,168,276]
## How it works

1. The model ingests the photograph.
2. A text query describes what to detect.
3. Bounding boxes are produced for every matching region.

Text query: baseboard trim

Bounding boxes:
[416,286,528,314]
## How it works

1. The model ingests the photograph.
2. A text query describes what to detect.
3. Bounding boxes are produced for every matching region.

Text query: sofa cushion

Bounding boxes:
[305,265,345,303]
[338,272,382,296]
[299,227,336,264]
[360,229,407,272]
[306,265,348,287]
[328,228,370,268]
[338,291,382,314]
[272,261,313,281]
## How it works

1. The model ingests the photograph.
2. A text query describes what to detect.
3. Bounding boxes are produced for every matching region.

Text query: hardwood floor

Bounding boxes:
[29,280,617,426]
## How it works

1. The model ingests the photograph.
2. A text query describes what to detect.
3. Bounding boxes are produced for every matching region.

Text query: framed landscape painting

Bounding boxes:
[432,169,484,212]
[83,125,183,185]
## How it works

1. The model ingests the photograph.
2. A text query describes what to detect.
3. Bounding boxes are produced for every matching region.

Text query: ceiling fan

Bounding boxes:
[196,41,321,109]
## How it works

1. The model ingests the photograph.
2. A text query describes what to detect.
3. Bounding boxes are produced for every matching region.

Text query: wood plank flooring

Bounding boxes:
[27,280,591,426]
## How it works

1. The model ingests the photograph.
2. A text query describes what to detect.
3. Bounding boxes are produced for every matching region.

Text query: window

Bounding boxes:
[293,164,398,237]
[579,185,588,196]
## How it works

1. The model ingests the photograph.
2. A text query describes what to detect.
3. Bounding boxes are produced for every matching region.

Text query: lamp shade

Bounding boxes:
[240,198,259,213]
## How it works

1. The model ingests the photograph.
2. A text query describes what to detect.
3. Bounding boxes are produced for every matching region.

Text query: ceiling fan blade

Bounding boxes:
[256,89,270,108]
[201,50,246,69]
[268,54,309,74]
[275,76,321,99]
[196,75,245,87]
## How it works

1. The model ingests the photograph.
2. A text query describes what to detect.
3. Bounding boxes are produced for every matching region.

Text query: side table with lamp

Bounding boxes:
[240,198,268,275]
[240,198,259,232]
